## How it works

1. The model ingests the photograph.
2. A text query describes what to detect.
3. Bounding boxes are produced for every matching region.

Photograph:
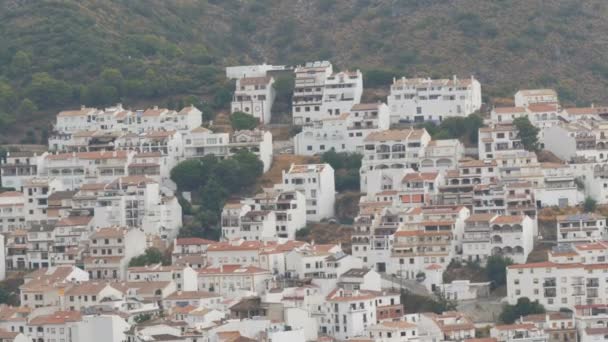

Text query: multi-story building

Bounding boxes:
[243,189,307,239]
[22,178,63,223]
[463,214,535,264]
[197,264,271,297]
[231,76,276,124]
[514,89,558,108]
[127,264,198,291]
[294,102,390,155]
[419,139,465,171]
[277,163,335,221]
[0,152,45,191]
[548,241,608,264]
[292,61,363,125]
[478,124,525,160]
[90,176,182,239]
[0,192,26,233]
[19,265,89,308]
[319,288,400,340]
[419,311,476,341]
[555,213,606,244]
[84,227,146,280]
[182,128,273,172]
[490,323,548,342]
[387,76,482,123]
[40,151,134,190]
[171,237,215,267]
[535,163,583,208]
[506,261,608,310]
[292,61,333,125]
[520,312,576,342]
[52,104,202,136]
[360,129,432,193]
[366,320,419,341]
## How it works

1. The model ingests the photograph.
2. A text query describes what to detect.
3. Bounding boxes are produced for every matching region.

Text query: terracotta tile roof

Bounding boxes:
[207,241,262,252]
[493,107,526,114]
[56,216,92,227]
[142,107,167,117]
[57,108,95,117]
[0,191,23,198]
[64,282,114,296]
[165,290,220,300]
[47,150,129,161]
[175,237,216,246]
[178,105,199,115]
[566,107,608,115]
[403,172,438,182]
[364,129,426,142]
[491,216,524,224]
[556,213,606,222]
[28,311,82,325]
[394,230,451,237]
[351,103,381,111]
[287,164,326,174]
[90,227,126,239]
[21,266,78,292]
[198,264,269,275]
[111,281,172,295]
[465,213,497,222]
[528,103,559,112]
[586,327,608,335]
[493,323,537,331]
[0,328,19,339]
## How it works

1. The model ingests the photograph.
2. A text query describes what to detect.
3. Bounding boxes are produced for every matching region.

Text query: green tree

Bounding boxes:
[513,117,540,151]
[128,247,166,267]
[0,82,17,111]
[231,150,264,188]
[200,176,228,213]
[486,255,513,288]
[9,51,31,76]
[499,297,545,324]
[230,111,259,130]
[26,73,73,107]
[17,98,37,117]
[100,68,124,95]
[583,196,597,213]
[170,159,204,191]
[134,313,152,323]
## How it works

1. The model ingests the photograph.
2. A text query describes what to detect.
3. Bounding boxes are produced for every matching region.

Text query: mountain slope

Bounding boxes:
[0,0,607,141]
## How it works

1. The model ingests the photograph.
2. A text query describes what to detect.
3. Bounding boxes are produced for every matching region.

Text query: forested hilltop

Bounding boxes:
[1,0,607,141]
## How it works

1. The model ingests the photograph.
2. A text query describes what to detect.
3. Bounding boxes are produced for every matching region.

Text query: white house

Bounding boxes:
[463,214,535,264]
[387,76,482,123]
[555,213,606,244]
[84,227,146,280]
[0,191,26,233]
[231,76,276,124]
[127,264,198,292]
[360,129,432,193]
[294,102,390,155]
[197,264,271,297]
[514,89,558,108]
[277,163,335,221]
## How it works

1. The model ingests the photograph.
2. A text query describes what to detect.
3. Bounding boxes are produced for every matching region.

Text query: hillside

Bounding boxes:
[1,0,607,141]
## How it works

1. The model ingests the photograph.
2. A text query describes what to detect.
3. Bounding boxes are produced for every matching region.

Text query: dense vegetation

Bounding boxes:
[485,255,514,288]
[1,1,608,141]
[170,151,264,239]
[128,247,170,267]
[500,297,546,324]
[321,150,362,191]
[416,113,483,145]
[230,112,259,130]
[513,117,540,152]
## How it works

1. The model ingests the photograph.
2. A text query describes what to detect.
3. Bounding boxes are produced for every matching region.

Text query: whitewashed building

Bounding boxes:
[514,89,558,108]
[387,76,482,123]
[231,76,276,124]
[277,163,335,221]
[293,102,390,155]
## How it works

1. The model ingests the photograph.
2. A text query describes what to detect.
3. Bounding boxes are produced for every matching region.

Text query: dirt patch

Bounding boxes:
[257,154,320,188]
[536,150,564,163]
[297,222,353,254]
